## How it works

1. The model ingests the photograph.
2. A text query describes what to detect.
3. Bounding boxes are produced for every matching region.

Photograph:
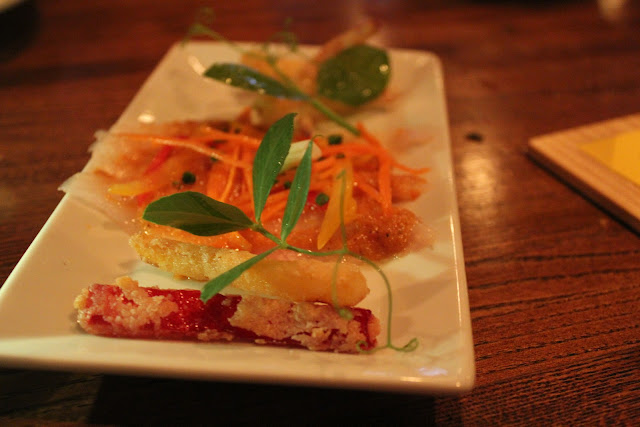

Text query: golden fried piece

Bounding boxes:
[129,232,369,306]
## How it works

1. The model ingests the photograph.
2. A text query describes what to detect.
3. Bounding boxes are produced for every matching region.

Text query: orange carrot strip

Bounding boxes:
[206,162,228,199]
[378,157,393,214]
[261,198,290,222]
[233,191,252,206]
[391,162,430,175]
[352,172,383,202]
[314,167,339,181]
[321,143,385,158]
[197,128,262,149]
[118,134,251,169]
[267,189,291,202]
[322,144,392,212]
[241,149,255,217]
[132,146,174,207]
[332,124,430,175]
[144,146,173,175]
[235,201,253,215]
[323,142,429,176]
[309,180,333,193]
[311,156,337,171]
[219,144,242,203]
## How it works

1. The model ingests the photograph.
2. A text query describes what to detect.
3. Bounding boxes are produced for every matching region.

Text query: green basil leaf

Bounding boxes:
[204,63,307,100]
[143,191,253,236]
[280,141,313,240]
[253,113,296,222]
[200,247,277,302]
[317,45,390,106]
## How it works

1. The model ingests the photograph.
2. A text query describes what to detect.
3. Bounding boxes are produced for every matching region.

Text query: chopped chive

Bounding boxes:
[182,171,196,185]
[328,134,343,145]
[315,192,329,206]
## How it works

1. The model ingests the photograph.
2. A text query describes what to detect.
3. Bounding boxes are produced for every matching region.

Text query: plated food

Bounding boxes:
[0,26,473,391]
[64,21,431,353]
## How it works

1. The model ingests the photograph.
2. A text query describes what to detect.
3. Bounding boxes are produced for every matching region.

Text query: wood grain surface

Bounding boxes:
[1,0,639,424]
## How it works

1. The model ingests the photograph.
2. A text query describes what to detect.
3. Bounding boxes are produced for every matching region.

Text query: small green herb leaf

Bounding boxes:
[280,141,313,240]
[315,192,329,206]
[204,63,307,100]
[253,113,296,222]
[143,191,253,236]
[317,45,390,106]
[262,18,299,54]
[200,247,278,302]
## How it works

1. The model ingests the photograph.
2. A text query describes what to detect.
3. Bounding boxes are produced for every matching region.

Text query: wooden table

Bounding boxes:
[1,0,638,424]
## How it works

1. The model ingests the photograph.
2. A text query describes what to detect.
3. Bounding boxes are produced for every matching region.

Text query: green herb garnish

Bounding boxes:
[186,20,391,136]
[327,134,343,145]
[144,191,254,236]
[317,45,390,107]
[315,192,329,206]
[181,171,196,185]
[204,64,306,100]
[143,114,416,353]
[251,113,297,223]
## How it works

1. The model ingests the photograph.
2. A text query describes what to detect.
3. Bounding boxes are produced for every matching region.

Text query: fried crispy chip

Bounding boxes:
[130,232,369,306]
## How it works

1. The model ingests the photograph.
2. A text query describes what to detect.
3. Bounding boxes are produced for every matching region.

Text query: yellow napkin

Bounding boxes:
[580,130,640,186]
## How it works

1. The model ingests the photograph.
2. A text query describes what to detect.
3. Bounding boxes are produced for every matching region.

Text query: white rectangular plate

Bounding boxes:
[0,42,474,394]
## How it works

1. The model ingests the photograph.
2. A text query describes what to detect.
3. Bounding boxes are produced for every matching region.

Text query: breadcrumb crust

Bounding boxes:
[75,278,380,353]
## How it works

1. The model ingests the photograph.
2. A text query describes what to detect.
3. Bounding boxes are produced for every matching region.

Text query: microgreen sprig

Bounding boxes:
[185,21,390,136]
[143,114,416,353]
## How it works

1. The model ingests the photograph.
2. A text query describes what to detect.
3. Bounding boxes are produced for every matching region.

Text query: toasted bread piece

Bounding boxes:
[129,231,369,306]
[74,277,379,353]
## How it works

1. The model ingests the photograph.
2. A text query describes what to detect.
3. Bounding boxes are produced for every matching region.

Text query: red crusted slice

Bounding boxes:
[74,277,380,353]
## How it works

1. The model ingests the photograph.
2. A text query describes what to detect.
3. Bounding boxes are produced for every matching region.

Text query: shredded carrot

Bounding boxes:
[219,144,242,202]
[352,171,382,203]
[144,146,173,174]
[266,189,291,203]
[241,147,255,217]
[392,163,430,175]
[261,195,290,222]
[130,147,172,206]
[206,161,228,200]
[378,157,393,214]
[357,122,382,147]
[309,179,333,194]
[117,117,429,248]
[118,134,252,169]
[233,199,253,214]
[313,155,336,168]
[196,127,262,149]
[321,142,386,159]
[322,142,396,214]
[342,126,431,175]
